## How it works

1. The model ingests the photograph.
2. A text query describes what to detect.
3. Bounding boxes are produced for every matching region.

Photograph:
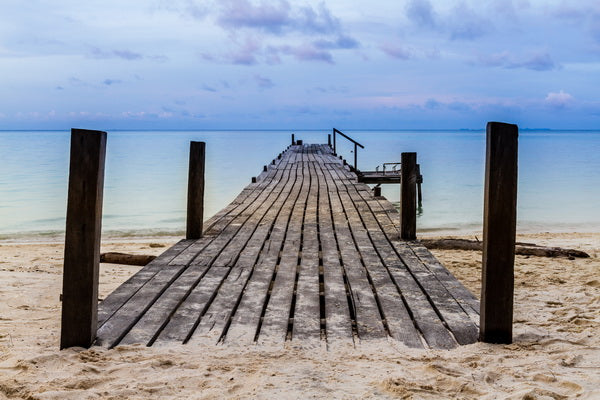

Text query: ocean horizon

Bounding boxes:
[1,129,599,241]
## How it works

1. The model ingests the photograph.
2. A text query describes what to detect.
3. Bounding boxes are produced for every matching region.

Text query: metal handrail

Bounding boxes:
[332,128,364,171]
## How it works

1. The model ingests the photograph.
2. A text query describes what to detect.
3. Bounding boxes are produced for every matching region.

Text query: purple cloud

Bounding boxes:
[380,44,412,60]
[217,0,340,35]
[476,51,557,71]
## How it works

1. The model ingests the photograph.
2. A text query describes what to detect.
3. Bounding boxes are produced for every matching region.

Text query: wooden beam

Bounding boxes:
[480,122,518,344]
[400,152,417,240]
[60,128,107,349]
[186,141,206,240]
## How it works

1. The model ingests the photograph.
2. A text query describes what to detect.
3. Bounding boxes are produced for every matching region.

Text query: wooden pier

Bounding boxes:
[93,143,479,349]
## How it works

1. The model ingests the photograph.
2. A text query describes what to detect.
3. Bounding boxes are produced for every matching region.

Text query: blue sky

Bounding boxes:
[1,0,599,130]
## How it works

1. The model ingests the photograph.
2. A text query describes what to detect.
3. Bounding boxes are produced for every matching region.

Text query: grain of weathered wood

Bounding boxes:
[61,128,107,349]
[97,142,479,349]
[97,239,194,327]
[292,162,321,343]
[481,122,518,344]
[323,163,387,340]
[225,164,304,344]
[327,165,425,348]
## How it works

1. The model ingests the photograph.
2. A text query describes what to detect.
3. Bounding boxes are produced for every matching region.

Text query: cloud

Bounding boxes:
[201,84,217,92]
[88,47,167,62]
[314,35,359,50]
[278,44,333,63]
[476,51,557,71]
[254,74,274,88]
[227,37,261,65]
[102,79,122,86]
[380,44,412,60]
[448,3,491,40]
[406,0,436,29]
[545,90,574,108]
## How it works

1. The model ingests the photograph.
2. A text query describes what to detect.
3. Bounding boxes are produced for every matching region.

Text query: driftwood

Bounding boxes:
[420,238,590,259]
[100,252,156,266]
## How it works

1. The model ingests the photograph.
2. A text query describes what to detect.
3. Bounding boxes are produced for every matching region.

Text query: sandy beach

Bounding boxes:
[0,232,598,399]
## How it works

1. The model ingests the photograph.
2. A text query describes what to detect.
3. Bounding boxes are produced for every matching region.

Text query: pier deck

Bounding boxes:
[96,144,479,349]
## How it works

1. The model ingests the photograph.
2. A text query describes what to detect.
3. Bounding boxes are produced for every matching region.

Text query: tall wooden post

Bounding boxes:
[400,152,417,240]
[354,143,358,171]
[291,134,295,145]
[480,122,518,344]
[186,141,205,240]
[60,128,107,349]
[328,134,331,147]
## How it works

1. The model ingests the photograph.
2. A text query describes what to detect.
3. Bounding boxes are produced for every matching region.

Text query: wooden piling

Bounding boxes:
[291,134,295,145]
[373,186,381,197]
[328,134,331,147]
[400,152,417,240]
[60,128,107,349]
[416,164,423,207]
[263,165,268,172]
[186,141,205,240]
[480,122,518,344]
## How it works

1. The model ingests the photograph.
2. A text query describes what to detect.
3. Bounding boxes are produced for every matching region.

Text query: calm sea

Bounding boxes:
[1,129,599,240]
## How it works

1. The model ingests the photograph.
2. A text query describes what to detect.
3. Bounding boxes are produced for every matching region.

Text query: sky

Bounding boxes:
[1,0,599,130]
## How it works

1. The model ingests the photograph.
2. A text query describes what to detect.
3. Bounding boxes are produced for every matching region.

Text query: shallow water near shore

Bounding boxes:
[1,129,599,239]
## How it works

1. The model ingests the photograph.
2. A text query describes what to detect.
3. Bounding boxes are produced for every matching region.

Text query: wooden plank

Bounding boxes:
[321,162,387,340]
[98,239,194,327]
[186,141,205,239]
[292,161,321,343]
[225,164,304,344]
[180,162,298,344]
[314,159,354,345]
[481,122,518,344]
[351,184,474,347]
[99,162,292,347]
[153,267,229,344]
[96,263,189,347]
[257,155,310,344]
[325,166,425,348]
[61,128,107,349]
[118,264,210,345]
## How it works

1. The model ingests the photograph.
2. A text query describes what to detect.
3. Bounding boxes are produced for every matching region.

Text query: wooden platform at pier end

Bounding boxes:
[96,144,479,349]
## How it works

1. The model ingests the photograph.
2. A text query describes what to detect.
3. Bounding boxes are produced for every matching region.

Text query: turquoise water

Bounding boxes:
[1,129,599,239]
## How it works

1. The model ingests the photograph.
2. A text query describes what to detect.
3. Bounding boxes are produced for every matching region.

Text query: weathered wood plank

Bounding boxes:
[185,161,298,345]
[97,239,194,328]
[292,161,321,343]
[258,159,310,344]
[225,164,304,344]
[322,162,387,340]
[326,166,425,348]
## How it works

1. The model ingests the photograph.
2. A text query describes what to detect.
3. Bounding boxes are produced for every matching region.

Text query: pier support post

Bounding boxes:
[328,134,331,147]
[480,122,518,344]
[186,141,205,240]
[60,128,107,349]
[291,134,295,145]
[400,152,417,240]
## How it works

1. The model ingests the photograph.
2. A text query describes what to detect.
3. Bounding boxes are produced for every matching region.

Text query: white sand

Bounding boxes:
[0,233,598,399]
